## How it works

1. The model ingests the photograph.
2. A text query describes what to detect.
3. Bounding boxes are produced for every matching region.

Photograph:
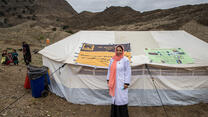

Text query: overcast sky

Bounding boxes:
[66,0,208,13]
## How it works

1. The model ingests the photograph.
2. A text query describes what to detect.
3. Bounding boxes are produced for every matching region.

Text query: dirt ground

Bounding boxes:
[1,37,208,117]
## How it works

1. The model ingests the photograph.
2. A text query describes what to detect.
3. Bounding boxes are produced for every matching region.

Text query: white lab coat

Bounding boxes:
[107,56,131,105]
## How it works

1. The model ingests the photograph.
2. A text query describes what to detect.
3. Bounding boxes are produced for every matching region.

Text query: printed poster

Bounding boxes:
[76,43,131,67]
[144,48,194,64]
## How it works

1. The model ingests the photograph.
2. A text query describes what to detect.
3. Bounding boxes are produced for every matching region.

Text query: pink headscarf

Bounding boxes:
[108,45,124,96]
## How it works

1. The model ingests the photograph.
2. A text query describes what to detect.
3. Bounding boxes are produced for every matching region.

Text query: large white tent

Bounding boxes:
[39,31,208,106]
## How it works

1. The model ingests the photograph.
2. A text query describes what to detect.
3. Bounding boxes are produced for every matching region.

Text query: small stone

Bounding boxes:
[2,113,7,116]
[11,96,17,99]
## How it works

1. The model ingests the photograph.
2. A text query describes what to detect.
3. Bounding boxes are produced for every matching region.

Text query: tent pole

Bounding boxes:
[145,64,169,117]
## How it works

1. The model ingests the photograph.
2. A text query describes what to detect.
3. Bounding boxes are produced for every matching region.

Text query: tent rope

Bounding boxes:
[49,63,66,78]
[0,92,26,114]
[145,64,169,117]
[0,63,66,114]
[0,50,38,114]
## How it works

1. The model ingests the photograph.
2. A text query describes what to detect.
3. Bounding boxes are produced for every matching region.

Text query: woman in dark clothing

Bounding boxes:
[22,42,31,65]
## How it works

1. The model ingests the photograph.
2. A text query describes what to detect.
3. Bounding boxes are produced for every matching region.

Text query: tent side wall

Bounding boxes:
[42,56,111,105]
[42,56,208,106]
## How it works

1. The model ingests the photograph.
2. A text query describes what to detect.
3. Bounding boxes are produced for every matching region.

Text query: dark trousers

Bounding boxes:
[111,104,129,117]
[24,54,31,65]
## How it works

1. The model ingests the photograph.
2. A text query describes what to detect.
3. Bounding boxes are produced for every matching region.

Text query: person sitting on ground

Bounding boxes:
[12,49,19,65]
[6,52,13,65]
[1,50,8,65]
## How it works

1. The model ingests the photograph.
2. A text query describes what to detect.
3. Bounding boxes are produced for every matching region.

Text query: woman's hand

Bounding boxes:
[124,84,128,89]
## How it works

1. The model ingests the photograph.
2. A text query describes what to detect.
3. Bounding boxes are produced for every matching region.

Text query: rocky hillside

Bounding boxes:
[1,1,207,30]
[65,4,208,30]
[0,0,77,28]
[0,0,35,27]
[65,6,141,29]
[0,2,207,45]
[35,0,77,17]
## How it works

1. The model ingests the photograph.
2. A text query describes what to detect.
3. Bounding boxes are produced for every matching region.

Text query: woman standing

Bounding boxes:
[22,42,31,65]
[107,45,131,117]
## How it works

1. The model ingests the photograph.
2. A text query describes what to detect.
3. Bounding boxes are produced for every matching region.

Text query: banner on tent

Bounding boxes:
[144,48,194,64]
[75,43,131,67]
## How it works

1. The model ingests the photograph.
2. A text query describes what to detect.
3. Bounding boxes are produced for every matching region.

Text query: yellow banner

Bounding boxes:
[76,43,131,67]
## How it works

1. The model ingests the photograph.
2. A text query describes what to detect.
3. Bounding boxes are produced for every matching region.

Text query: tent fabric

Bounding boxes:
[39,31,208,68]
[39,31,208,106]
[43,56,208,106]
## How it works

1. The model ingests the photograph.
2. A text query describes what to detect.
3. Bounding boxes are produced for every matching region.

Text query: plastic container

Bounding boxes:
[24,74,31,89]
[27,65,50,98]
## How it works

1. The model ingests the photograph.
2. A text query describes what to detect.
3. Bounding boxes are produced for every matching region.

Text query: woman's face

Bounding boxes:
[116,46,123,56]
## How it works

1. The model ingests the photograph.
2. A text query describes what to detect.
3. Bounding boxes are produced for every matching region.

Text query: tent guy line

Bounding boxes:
[145,64,169,117]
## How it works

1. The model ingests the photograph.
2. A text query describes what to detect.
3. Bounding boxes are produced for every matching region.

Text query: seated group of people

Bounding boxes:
[1,49,19,65]
[1,42,32,66]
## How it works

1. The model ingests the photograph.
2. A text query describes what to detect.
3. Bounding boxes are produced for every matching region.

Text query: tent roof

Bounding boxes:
[39,30,208,68]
